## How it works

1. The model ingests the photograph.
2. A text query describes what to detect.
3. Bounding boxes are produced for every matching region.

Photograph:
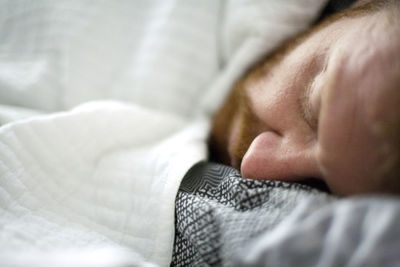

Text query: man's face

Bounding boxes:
[210,7,400,196]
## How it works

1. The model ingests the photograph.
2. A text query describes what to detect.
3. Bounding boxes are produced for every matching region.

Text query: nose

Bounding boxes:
[240,131,321,182]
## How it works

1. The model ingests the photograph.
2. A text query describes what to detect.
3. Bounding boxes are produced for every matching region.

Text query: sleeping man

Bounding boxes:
[209,0,400,196]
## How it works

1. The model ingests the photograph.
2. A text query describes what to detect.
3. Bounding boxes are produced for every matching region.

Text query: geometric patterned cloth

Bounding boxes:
[171,162,333,266]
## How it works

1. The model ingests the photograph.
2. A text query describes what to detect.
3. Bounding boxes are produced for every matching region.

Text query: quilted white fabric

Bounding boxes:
[0,0,221,116]
[0,0,326,266]
[0,101,209,266]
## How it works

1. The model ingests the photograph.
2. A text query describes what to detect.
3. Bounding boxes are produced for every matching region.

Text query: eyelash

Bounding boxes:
[305,65,326,131]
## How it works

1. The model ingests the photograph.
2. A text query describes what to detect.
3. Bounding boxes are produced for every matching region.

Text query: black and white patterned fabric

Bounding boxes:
[171,162,333,266]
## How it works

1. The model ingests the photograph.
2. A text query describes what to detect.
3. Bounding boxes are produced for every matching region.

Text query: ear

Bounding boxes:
[240,131,321,181]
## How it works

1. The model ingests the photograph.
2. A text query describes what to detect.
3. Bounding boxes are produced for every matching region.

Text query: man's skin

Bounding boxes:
[210,0,400,196]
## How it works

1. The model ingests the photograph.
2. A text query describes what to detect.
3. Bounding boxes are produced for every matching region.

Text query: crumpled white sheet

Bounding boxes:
[0,0,326,266]
[235,196,400,267]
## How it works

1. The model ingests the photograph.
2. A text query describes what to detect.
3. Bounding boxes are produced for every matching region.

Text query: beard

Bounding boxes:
[208,80,263,169]
[208,38,290,169]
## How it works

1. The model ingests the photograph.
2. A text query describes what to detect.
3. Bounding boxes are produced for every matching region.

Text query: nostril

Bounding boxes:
[297,177,331,193]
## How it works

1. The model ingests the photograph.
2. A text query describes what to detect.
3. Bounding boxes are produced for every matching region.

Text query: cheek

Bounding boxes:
[317,111,382,196]
[316,87,356,194]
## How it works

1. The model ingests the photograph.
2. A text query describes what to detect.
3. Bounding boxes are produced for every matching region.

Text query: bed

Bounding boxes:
[0,0,399,266]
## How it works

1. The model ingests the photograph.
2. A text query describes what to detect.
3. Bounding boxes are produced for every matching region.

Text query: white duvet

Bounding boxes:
[0,1,326,266]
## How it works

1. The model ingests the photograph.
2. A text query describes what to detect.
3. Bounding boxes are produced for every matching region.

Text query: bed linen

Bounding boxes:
[0,0,332,266]
[0,101,209,266]
[173,162,400,267]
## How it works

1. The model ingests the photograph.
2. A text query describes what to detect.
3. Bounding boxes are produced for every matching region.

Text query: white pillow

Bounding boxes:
[0,0,327,119]
[0,0,220,116]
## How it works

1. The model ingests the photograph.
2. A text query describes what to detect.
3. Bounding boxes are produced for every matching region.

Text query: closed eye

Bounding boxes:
[299,54,328,133]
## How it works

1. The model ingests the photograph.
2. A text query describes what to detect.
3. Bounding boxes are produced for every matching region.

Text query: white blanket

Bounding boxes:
[0,101,208,266]
[0,0,325,265]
